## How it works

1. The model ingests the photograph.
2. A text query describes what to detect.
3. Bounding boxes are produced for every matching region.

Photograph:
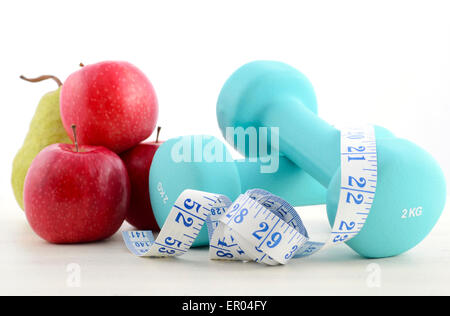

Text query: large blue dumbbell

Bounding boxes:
[217,60,446,258]
[149,135,326,247]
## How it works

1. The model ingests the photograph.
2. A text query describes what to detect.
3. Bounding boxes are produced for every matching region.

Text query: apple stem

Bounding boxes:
[156,126,162,143]
[20,75,62,87]
[79,62,85,67]
[71,124,79,153]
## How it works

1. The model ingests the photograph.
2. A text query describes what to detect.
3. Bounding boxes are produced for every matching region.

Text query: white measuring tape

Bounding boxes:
[122,126,378,265]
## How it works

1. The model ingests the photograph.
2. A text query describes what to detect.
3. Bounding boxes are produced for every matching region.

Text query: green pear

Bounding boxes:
[12,75,71,210]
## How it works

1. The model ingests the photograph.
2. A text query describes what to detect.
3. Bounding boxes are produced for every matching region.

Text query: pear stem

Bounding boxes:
[156,126,161,143]
[71,125,79,153]
[20,75,63,87]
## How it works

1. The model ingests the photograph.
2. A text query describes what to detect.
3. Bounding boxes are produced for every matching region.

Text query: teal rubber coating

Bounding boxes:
[236,157,325,206]
[216,60,447,258]
[149,135,326,247]
[217,60,318,159]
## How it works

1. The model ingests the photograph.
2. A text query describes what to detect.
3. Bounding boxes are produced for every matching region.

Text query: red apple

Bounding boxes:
[60,61,158,153]
[23,128,130,244]
[120,127,163,230]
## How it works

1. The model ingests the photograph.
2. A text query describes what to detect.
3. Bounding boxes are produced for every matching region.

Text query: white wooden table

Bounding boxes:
[1,199,449,296]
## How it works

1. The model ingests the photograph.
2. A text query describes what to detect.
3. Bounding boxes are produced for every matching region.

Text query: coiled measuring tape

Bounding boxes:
[122,126,377,265]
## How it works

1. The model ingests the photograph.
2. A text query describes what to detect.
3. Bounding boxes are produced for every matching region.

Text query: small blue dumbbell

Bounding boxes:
[217,60,447,258]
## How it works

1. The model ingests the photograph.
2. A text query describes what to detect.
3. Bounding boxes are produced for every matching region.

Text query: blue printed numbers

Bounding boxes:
[236,247,245,255]
[130,231,148,239]
[234,208,248,224]
[252,222,283,249]
[266,232,282,248]
[226,203,240,219]
[348,155,366,162]
[217,238,231,248]
[175,212,194,227]
[184,198,201,213]
[347,131,365,140]
[158,247,176,254]
[333,234,349,243]
[303,245,317,254]
[214,236,237,259]
[348,176,366,188]
[134,241,151,248]
[339,221,356,231]
[165,236,182,248]
[216,250,233,258]
[348,145,365,152]
[347,146,366,162]
[175,198,201,228]
[284,245,298,260]
[262,199,274,209]
[252,222,269,240]
[346,192,364,204]
[211,207,226,216]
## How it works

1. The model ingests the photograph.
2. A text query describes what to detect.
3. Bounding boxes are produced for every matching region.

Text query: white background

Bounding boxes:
[0,0,449,296]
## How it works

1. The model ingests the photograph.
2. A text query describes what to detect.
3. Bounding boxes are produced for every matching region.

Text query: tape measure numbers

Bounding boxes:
[122,126,377,265]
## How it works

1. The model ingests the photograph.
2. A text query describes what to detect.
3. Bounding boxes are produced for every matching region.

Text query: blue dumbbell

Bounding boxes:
[149,135,326,247]
[217,60,447,258]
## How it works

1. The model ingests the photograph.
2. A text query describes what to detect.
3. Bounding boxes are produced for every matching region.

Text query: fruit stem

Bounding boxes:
[156,126,161,143]
[71,124,79,152]
[20,75,63,87]
[79,62,85,67]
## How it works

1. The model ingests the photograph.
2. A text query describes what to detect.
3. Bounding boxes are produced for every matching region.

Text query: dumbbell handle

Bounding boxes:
[261,97,340,187]
[236,156,326,206]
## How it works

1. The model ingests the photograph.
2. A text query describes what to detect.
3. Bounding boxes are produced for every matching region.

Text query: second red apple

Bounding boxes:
[120,127,163,230]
